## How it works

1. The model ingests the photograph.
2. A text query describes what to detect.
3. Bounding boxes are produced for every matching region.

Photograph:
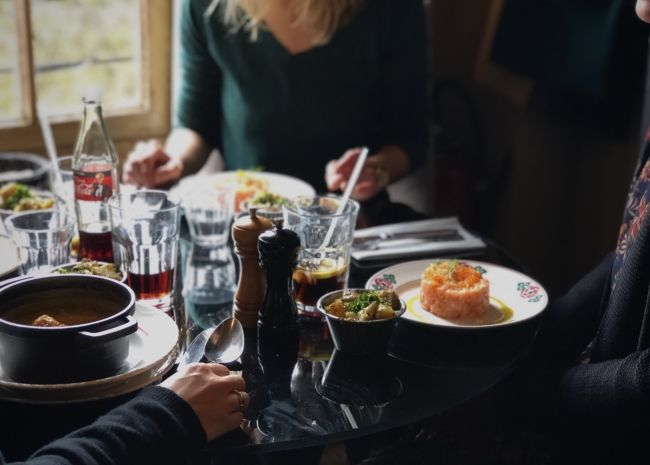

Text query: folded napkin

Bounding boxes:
[351,217,485,263]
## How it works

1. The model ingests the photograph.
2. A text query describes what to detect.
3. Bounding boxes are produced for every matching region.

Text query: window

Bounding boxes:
[0,0,172,154]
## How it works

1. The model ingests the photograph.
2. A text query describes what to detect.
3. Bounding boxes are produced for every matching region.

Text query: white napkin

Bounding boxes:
[351,217,485,263]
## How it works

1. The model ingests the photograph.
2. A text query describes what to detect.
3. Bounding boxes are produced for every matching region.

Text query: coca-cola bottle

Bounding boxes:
[72,98,119,262]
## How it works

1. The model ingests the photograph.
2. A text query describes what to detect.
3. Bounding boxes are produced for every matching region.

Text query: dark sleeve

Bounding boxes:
[378,0,429,171]
[557,349,650,423]
[0,387,205,465]
[528,252,613,365]
[174,0,223,149]
[520,252,650,427]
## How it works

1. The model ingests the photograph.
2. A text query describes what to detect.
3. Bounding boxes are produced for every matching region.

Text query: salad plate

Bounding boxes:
[170,171,316,213]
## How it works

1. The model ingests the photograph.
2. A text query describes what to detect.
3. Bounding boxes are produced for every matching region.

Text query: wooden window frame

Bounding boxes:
[0,0,172,154]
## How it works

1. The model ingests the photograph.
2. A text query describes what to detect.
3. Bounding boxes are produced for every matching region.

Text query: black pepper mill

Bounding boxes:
[257,219,301,399]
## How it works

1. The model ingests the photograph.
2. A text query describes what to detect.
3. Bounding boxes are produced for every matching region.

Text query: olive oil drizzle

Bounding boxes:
[406,294,514,326]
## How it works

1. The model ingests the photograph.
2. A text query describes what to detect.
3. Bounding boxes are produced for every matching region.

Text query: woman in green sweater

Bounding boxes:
[124,0,428,201]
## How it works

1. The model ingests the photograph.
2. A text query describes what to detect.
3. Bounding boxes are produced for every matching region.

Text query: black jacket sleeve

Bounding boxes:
[529,251,613,365]
[0,386,206,465]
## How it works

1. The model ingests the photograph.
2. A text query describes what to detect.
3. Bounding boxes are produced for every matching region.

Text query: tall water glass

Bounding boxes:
[181,241,237,348]
[109,190,181,315]
[183,186,234,246]
[5,210,74,275]
[284,195,359,318]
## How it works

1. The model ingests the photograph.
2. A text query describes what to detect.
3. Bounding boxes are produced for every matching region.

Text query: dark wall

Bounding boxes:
[430,0,647,297]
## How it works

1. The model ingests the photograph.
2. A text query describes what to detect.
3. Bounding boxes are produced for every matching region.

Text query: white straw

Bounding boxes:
[38,111,63,191]
[339,146,368,214]
[321,146,369,248]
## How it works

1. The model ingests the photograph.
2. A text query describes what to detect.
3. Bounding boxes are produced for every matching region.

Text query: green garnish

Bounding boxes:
[56,259,122,281]
[250,191,287,207]
[2,183,32,210]
[345,291,380,313]
[447,259,459,278]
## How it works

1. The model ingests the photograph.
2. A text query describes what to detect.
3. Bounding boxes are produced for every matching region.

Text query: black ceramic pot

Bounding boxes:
[316,289,406,355]
[0,274,137,383]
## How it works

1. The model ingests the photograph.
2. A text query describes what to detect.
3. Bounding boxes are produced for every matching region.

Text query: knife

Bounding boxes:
[352,228,462,249]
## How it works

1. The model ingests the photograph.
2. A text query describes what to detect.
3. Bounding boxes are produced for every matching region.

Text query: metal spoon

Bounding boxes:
[204,316,244,365]
[178,327,213,370]
[178,317,244,370]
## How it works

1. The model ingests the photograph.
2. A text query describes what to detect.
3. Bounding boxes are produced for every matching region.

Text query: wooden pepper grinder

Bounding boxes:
[232,207,273,328]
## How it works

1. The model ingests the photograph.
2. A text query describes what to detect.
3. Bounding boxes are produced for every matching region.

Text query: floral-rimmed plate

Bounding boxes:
[365,259,548,329]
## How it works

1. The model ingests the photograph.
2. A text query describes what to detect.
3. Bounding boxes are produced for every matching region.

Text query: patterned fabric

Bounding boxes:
[612,136,650,289]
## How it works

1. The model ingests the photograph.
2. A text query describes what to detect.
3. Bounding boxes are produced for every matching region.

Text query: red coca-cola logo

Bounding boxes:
[74,169,113,201]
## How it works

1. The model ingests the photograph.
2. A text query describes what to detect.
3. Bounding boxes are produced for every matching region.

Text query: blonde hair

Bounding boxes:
[207,0,365,45]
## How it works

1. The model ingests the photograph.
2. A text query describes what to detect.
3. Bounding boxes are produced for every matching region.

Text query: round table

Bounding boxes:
[0,203,539,462]
[181,243,539,459]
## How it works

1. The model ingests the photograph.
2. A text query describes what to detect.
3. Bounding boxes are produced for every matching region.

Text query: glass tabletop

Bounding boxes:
[177,234,538,455]
[0,200,537,461]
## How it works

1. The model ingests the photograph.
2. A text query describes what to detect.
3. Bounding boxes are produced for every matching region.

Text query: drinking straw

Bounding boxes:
[38,111,63,191]
[320,146,369,248]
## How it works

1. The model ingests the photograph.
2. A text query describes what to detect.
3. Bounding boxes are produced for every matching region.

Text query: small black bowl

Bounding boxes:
[316,289,406,355]
[0,152,51,189]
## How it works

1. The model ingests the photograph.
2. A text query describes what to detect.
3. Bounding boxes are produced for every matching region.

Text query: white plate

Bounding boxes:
[0,236,19,277]
[0,302,179,403]
[169,171,316,212]
[366,259,548,329]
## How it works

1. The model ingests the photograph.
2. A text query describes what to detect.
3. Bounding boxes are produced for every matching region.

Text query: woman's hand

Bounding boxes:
[325,148,389,201]
[161,363,249,442]
[123,140,183,188]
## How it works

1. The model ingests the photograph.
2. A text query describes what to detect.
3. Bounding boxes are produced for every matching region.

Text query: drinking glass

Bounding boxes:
[5,210,74,276]
[284,195,359,318]
[109,190,181,315]
[181,241,237,349]
[183,186,234,246]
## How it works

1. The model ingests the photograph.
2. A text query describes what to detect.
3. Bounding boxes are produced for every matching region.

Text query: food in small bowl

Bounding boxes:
[317,289,406,355]
[0,274,137,383]
[54,259,125,282]
[420,260,489,319]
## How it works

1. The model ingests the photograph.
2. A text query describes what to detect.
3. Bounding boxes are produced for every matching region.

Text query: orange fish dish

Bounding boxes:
[420,260,490,319]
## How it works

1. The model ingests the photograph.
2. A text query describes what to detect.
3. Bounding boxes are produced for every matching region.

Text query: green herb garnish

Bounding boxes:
[250,191,288,207]
[345,291,380,313]
[2,183,32,210]
[447,259,459,278]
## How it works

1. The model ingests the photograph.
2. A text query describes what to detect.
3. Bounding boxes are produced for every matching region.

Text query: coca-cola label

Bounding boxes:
[74,169,114,201]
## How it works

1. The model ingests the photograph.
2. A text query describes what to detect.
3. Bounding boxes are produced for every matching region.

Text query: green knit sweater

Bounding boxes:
[175,0,428,192]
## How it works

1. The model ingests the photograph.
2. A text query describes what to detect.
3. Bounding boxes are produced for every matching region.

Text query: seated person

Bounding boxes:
[0,363,248,465]
[347,2,650,463]
[123,0,428,202]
